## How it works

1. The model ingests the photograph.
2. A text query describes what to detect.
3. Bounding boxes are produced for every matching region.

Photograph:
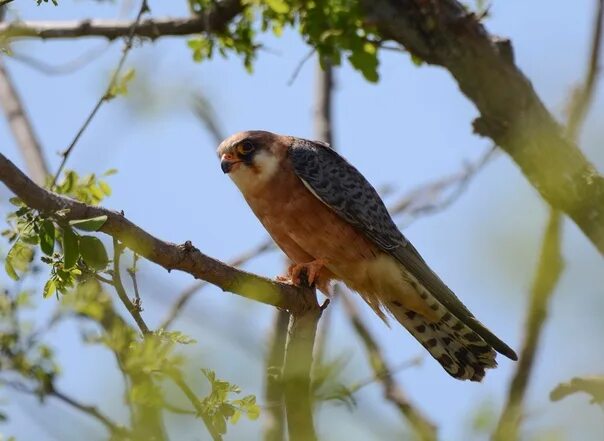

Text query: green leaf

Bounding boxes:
[43,279,57,299]
[62,226,79,269]
[69,216,108,232]
[5,241,34,280]
[5,259,18,281]
[8,197,24,207]
[102,168,118,176]
[79,236,108,270]
[99,181,112,196]
[39,219,55,256]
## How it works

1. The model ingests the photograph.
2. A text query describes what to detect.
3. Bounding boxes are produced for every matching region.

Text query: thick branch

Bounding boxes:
[0,153,312,313]
[360,0,604,255]
[494,1,604,439]
[282,281,322,441]
[0,0,242,40]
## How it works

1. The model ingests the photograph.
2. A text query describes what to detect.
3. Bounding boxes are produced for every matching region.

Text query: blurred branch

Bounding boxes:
[192,93,226,145]
[492,210,564,441]
[342,295,437,441]
[313,60,333,146]
[287,49,315,86]
[0,0,242,40]
[168,371,223,441]
[8,43,111,76]
[360,0,604,256]
[0,152,313,313]
[263,310,289,441]
[0,58,48,184]
[550,376,604,405]
[282,276,324,441]
[160,238,274,329]
[494,2,604,439]
[50,386,130,437]
[390,145,496,224]
[1,380,128,438]
[51,0,151,187]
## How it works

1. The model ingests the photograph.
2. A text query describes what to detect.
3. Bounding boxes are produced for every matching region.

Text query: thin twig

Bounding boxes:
[1,380,127,437]
[51,0,150,187]
[192,93,225,145]
[390,145,497,223]
[168,371,223,441]
[342,295,437,441]
[287,49,315,86]
[127,252,142,311]
[0,58,48,184]
[112,237,150,335]
[51,387,129,437]
[8,43,111,76]
[263,309,289,441]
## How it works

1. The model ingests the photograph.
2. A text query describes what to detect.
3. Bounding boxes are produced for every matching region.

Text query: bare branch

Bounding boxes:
[0,0,242,40]
[313,60,334,146]
[51,0,151,187]
[8,43,111,76]
[0,58,48,184]
[0,152,311,313]
[160,238,274,329]
[492,210,564,441]
[263,310,289,441]
[1,380,127,437]
[342,295,437,441]
[112,238,150,334]
[390,145,496,224]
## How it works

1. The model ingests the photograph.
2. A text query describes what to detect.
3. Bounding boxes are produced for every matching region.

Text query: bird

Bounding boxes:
[217,130,517,381]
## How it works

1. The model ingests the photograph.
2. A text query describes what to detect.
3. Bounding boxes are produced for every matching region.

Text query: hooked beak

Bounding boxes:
[220,154,241,174]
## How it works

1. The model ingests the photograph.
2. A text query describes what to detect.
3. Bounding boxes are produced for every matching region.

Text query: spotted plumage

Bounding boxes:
[217,130,517,381]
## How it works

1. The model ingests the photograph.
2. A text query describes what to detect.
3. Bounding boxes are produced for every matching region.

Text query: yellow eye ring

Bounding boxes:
[237,141,255,155]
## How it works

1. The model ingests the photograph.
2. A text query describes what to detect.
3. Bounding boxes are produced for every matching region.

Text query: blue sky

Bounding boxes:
[1,0,604,440]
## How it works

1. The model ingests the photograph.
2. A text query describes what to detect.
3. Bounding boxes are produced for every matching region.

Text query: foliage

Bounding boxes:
[187,0,381,81]
[1,170,259,439]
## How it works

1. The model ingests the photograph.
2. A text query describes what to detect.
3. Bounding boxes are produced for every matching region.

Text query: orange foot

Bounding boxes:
[277,259,328,287]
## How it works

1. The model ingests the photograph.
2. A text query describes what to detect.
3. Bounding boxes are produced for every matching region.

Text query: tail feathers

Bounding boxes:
[389,304,497,381]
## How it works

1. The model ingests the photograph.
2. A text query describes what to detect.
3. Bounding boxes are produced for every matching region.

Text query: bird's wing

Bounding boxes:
[288,139,517,360]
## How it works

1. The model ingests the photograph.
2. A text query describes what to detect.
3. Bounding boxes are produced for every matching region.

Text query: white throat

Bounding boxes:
[229,150,279,194]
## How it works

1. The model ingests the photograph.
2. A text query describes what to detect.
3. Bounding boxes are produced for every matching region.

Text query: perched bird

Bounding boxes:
[217,130,517,381]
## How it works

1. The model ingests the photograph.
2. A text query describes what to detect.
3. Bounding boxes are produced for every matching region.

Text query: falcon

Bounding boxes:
[217,130,517,381]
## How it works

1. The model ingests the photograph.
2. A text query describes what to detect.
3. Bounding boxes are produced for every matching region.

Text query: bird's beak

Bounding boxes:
[220,153,240,174]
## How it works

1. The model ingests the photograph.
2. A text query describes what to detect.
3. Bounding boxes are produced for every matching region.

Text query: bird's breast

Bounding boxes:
[241,165,379,269]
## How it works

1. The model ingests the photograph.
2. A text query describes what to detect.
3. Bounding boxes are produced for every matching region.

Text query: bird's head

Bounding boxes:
[217,130,290,192]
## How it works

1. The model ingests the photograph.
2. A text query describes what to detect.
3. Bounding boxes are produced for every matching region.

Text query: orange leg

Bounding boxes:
[277,259,328,287]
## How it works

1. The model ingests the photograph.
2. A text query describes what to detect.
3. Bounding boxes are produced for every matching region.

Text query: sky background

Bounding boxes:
[1,0,604,440]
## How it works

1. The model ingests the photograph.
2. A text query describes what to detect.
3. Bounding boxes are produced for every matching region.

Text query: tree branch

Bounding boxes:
[0,152,312,313]
[0,58,48,184]
[359,0,604,255]
[282,276,323,441]
[0,0,242,40]
[342,295,437,441]
[263,309,289,441]
[494,1,603,439]
[50,0,150,186]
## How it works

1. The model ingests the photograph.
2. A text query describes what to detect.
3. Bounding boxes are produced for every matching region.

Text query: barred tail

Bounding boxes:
[388,302,497,381]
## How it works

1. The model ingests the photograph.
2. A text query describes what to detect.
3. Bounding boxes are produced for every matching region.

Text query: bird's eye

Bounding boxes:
[237,141,255,155]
